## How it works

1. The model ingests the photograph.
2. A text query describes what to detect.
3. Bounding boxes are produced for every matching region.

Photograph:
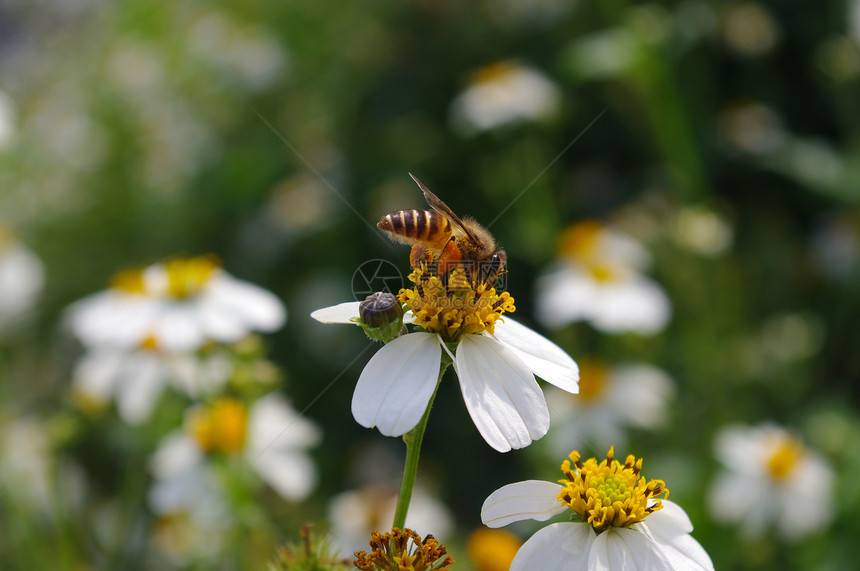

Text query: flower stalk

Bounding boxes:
[392,353,451,530]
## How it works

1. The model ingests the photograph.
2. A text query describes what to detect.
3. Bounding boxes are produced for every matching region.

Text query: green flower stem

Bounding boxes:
[391,355,451,530]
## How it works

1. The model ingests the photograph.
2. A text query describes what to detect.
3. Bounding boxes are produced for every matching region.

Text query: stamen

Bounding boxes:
[354,528,454,571]
[398,266,515,343]
[558,447,668,534]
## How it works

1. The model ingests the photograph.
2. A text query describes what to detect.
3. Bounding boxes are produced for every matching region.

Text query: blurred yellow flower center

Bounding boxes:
[398,266,515,343]
[111,268,147,294]
[558,447,667,533]
[471,61,518,85]
[766,437,804,482]
[577,361,610,402]
[165,257,219,299]
[585,262,618,283]
[354,528,454,571]
[557,220,603,260]
[139,334,159,352]
[0,225,14,253]
[467,528,521,571]
[188,398,248,454]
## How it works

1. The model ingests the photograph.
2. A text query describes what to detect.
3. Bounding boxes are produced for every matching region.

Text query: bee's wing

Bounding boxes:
[409,173,482,245]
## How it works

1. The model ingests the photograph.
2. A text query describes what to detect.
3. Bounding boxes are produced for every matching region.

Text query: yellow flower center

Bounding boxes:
[110,268,148,294]
[470,60,518,85]
[354,528,454,571]
[188,398,248,454]
[398,266,515,343]
[766,436,804,482]
[467,528,521,571]
[557,220,603,260]
[0,225,15,253]
[139,334,159,352]
[558,447,668,533]
[165,256,219,299]
[585,261,618,283]
[576,361,610,402]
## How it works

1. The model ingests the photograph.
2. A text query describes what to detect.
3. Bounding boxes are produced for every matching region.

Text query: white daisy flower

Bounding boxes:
[449,61,561,135]
[708,423,835,541]
[482,447,714,570]
[535,221,671,334]
[327,484,454,558]
[67,255,285,353]
[148,394,321,511]
[312,266,579,453]
[72,342,233,425]
[546,361,674,454]
[0,227,45,332]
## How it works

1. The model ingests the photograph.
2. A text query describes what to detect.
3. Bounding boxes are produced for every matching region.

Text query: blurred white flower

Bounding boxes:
[546,361,674,454]
[482,448,713,570]
[0,227,45,332]
[72,344,233,425]
[0,416,87,515]
[720,1,780,57]
[0,89,18,151]
[327,484,454,558]
[708,423,835,540]
[672,206,734,256]
[449,61,560,135]
[535,221,671,334]
[811,210,860,280]
[68,256,285,353]
[188,11,287,92]
[718,99,785,154]
[853,0,860,41]
[149,394,321,512]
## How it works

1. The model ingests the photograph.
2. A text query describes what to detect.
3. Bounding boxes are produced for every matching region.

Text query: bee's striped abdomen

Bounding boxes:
[377,210,451,249]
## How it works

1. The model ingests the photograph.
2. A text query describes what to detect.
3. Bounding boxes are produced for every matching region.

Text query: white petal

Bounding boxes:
[205,273,286,332]
[589,277,671,335]
[248,393,322,451]
[197,300,252,343]
[250,450,317,501]
[493,317,579,393]
[155,304,206,352]
[590,527,671,571]
[607,364,673,428]
[510,522,593,571]
[115,352,167,425]
[310,301,361,324]
[481,480,566,527]
[72,349,125,401]
[351,332,441,436]
[67,292,159,348]
[455,333,550,452]
[534,266,598,328]
[149,433,202,479]
[707,471,774,535]
[641,502,714,570]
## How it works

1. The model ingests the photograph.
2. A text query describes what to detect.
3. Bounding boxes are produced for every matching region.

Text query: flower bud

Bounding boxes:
[358,292,404,342]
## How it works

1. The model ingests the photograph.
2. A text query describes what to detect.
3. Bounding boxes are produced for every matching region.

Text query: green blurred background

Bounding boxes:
[1,0,860,569]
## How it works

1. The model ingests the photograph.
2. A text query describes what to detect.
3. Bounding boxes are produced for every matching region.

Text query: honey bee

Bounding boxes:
[377,174,507,287]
